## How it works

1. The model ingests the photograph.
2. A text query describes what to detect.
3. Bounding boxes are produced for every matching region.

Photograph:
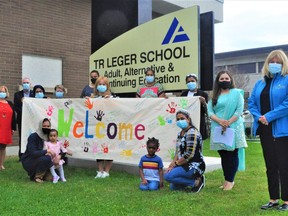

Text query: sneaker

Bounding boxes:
[95,171,103,179]
[52,176,60,184]
[261,201,279,210]
[192,175,205,193]
[61,177,67,182]
[101,171,110,178]
[278,203,288,211]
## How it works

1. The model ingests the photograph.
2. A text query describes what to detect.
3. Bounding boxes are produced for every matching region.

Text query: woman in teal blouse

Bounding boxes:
[207,70,247,190]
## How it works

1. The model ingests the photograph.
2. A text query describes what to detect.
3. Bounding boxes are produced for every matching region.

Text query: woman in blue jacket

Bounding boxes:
[248,49,288,211]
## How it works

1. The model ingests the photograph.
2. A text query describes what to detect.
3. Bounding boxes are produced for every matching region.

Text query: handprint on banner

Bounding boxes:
[92,143,98,153]
[82,142,90,152]
[84,98,93,110]
[166,102,177,114]
[166,117,173,124]
[120,149,133,157]
[157,116,166,126]
[64,99,72,109]
[179,98,188,109]
[46,105,54,116]
[101,143,109,153]
[168,148,175,160]
[63,140,70,148]
[94,110,105,121]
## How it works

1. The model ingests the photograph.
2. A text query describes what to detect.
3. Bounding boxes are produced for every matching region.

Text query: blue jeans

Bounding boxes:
[164,166,196,190]
[139,180,159,191]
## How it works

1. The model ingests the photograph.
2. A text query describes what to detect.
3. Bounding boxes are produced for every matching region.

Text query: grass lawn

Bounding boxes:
[0,140,283,216]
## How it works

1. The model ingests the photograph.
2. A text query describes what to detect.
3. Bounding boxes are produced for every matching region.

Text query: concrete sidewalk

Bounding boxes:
[7,146,221,174]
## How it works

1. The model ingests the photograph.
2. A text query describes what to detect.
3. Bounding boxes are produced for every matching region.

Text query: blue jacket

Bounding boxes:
[248,74,288,138]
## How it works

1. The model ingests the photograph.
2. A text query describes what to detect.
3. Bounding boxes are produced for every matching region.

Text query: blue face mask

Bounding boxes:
[187,82,197,91]
[146,76,155,83]
[97,85,107,93]
[0,92,7,99]
[176,120,189,129]
[35,92,44,98]
[269,63,282,74]
[22,83,30,90]
[55,91,64,98]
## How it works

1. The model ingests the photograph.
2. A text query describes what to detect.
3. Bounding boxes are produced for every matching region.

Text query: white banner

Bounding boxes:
[21,97,200,163]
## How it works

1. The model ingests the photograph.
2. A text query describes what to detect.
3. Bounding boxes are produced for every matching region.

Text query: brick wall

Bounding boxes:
[0,0,91,145]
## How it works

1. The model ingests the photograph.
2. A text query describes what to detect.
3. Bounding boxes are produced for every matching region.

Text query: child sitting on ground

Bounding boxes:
[138,137,164,190]
[44,129,72,183]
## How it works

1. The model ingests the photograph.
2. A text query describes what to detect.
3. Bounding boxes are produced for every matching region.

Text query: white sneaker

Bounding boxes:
[95,171,103,179]
[101,171,110,178]
[53,175,60,184]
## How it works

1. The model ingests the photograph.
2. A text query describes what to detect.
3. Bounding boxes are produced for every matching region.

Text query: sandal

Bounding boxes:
[34,177,44,183]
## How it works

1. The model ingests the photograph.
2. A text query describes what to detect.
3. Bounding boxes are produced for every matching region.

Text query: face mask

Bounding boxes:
[35,92,44,98]
[146,76,155,83]
[97,85,107,93]
[0,92,7,99]
[42,128,50,135]
[55,92,64,98]
[22,83,30,90]
[91,78,97,84]
[269,63,282,75]
[187,82,197,91]
[218,81,231,89]
[176,120,189,129]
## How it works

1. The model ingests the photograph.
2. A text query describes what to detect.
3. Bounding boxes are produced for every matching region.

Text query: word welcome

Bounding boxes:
[57,109,145,140]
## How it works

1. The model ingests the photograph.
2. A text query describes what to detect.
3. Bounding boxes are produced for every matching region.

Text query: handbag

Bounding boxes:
[213,126,235,150]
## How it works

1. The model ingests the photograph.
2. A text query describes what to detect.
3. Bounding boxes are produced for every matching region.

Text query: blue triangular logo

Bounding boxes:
[162,17,190,45]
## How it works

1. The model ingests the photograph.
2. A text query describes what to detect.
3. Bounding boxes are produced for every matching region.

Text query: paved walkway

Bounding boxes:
[7,146,221,174]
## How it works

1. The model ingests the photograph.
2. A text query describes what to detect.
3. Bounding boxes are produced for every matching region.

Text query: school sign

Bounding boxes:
[89,6,200,93]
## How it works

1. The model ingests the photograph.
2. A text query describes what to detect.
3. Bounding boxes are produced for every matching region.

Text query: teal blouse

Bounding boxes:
[207,88,247,151]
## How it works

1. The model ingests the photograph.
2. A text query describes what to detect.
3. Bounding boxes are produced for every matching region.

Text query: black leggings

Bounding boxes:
[259,124,288,201]
[218,149,239,182]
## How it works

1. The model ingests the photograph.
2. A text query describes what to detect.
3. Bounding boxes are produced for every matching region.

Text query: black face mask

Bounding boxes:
[42,128,51,135]
[218,81,231,89]
[91,78,96,84]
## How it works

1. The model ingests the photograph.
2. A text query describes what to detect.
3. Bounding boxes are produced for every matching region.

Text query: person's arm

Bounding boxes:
[139,167,147,185]
[8,101,17,131]
[248,80,262,122]
[26,134,48,158]
[159,168,164,188]
[208,100,230,129]
[175,130,198,165]
[13,92,22,115]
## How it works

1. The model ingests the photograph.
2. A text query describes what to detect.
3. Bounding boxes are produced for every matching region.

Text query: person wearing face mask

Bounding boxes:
[207,70,247,191]
[136,68,165,98]
[164,109,205,192]
[248,50,288,211]
[21,118,56,183]
[92,76,117,178]
[0,86,16,170]
[80,70,100,98]
[54,84,66,99]
[181,74,209,140]
[14,77,34,161]
[33,85,47,99]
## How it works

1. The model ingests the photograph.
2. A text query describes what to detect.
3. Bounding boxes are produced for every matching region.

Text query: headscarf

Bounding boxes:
[33,85,46,96]
[35,118,51,140]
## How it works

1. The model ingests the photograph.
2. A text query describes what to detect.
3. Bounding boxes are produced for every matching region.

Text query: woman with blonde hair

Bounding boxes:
[93,76,117,178]
[249,49,288,211]
[0,85,16,170]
